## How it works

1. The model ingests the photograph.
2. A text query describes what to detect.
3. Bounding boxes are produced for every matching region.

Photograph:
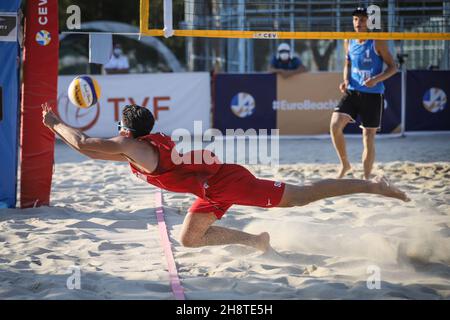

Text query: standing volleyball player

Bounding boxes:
[330,7,398,179]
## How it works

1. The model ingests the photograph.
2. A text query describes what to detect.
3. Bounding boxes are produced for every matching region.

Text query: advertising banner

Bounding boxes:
[213,71,448,137]
[0,0,20,208]
[213,73,277,134]
[406,71,450,131]
[276,72,342,135]
[57,73,211,137]
[0,44,20,208]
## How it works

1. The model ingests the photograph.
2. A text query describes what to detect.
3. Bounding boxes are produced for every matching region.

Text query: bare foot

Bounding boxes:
[337,162,352,179]
[255,232,271,253]
[373,176,411,202]
[364,173,374,180]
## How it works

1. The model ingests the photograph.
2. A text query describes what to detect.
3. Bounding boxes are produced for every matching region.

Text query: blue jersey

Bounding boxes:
[347,39,384,94]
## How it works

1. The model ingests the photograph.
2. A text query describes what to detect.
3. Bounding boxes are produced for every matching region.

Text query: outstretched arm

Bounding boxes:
[42,104,127,162]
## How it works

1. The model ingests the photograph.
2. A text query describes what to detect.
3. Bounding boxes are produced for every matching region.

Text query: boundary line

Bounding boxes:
[153,189,185,300]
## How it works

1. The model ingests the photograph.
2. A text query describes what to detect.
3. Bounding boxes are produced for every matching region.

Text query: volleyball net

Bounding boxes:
[140,0,450,40]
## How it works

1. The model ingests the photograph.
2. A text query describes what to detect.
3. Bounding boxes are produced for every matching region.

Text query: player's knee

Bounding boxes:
[363,129,376,139]
[180,233,199,248]
[283,197,311,207]
[330,119,344,135]
[294,196,312,207]
[279,185,312,207]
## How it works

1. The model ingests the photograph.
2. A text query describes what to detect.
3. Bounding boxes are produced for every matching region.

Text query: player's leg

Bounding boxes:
[362,128,377,180]
[277,176,410,207]
[330,112,352,178]
[331,91,359,178]
[179,211,270,252]
[360,93,383,180]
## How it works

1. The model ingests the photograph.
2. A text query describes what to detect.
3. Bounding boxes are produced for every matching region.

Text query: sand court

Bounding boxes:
[1,135,449,299]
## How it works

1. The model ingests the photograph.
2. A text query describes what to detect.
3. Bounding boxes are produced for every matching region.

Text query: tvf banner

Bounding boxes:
[57,72,211,137]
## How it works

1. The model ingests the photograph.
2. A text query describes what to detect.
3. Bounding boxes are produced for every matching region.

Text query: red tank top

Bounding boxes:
[129,133,223,199]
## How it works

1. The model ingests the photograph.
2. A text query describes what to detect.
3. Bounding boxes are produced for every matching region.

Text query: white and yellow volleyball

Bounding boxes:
[67,75,101,108]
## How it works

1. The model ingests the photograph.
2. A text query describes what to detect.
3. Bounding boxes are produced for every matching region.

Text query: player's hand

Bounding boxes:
[339,80,349,93]
[41,102,60,128]
[363,77,379,88]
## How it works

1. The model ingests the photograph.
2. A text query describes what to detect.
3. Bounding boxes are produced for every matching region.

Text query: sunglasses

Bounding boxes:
[117,121,136,132]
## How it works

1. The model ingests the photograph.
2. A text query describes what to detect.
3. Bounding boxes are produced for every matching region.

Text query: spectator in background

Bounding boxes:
[104,44,130,74]
[269,43,306,78]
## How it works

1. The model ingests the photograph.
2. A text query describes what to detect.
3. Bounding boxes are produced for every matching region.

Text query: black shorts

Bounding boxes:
[334,90,384,129]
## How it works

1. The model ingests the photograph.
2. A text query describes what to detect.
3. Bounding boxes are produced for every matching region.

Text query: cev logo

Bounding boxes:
[422,87,447,113]
[36,30,51,46]
[253,32,278,39]
[230,92,256,118]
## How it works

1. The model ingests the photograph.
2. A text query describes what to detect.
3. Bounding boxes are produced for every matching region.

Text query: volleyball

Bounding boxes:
[67,75,101,108]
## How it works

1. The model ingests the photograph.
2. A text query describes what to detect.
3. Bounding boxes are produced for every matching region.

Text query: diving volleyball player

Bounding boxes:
[43,103,409,252]
[330,7,398,179]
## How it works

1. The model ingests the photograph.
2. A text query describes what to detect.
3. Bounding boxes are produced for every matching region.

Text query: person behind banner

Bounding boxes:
[330,7,398,180]
[269,43,307,78]
[104,44,130,74]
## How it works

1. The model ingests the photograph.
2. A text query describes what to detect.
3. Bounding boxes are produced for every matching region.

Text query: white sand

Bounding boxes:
[1,134,449,299]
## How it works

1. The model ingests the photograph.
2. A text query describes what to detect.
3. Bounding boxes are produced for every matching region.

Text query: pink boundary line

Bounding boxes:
[154,189,186,300]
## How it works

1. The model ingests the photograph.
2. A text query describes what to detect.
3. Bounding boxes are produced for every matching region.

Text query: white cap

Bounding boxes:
[277,43,291,52]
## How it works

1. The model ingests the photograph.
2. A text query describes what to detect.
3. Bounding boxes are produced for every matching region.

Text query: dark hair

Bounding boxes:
[122,104,155,138]
[352,7,368,17]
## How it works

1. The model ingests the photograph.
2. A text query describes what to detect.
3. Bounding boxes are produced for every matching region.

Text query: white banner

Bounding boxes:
[56,72,211,137]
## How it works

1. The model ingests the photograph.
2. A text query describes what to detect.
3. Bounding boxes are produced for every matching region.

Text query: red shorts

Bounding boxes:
[189,164,285,219]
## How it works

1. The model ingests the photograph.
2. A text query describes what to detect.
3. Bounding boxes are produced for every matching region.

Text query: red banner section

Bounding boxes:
[20,0,59,207]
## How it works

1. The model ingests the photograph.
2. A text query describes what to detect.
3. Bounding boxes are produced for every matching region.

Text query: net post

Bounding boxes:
[163,0,174,38]
[139,0,150,37]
